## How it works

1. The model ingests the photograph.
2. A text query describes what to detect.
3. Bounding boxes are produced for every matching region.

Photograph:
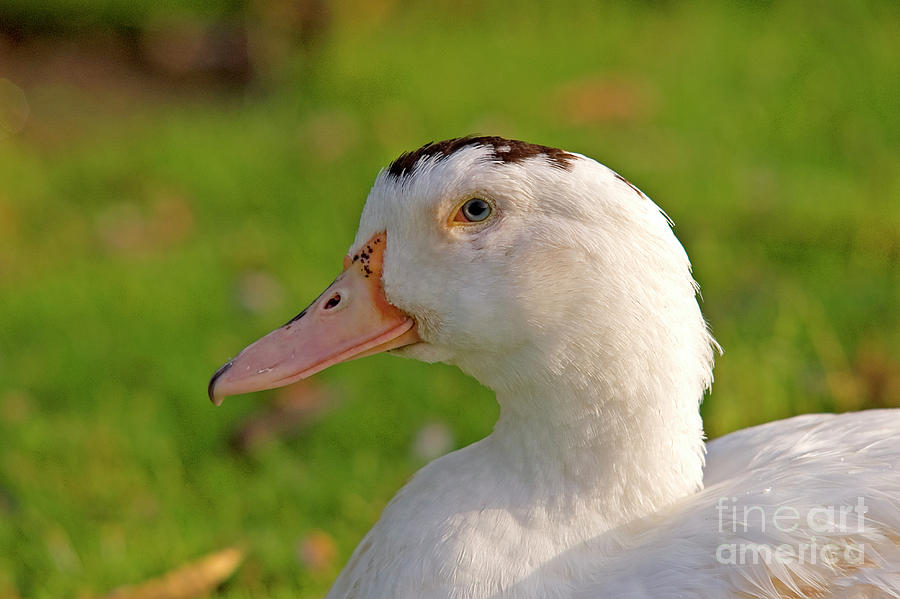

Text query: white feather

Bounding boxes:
[323,140,899,598]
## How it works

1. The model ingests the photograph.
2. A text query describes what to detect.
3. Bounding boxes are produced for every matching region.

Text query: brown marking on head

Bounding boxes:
[387,136,576,178]
[347,232,385,280]
[613,172,645,199]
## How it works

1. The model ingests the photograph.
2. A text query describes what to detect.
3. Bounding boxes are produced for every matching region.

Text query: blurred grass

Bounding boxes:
[1,1,899,597]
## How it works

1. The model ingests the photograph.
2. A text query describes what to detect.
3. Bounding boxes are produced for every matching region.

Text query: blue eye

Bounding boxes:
[460,198,492,222]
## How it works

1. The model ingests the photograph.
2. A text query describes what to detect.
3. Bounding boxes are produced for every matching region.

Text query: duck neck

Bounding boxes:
[480,347,709,530]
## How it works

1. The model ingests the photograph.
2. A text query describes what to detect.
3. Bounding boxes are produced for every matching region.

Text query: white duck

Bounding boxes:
[209,137,900,598]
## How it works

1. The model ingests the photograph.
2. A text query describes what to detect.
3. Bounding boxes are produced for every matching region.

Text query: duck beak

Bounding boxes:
[208,233,419,405]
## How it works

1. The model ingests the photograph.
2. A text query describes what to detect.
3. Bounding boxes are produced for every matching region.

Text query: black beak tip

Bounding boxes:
[208,360,233,406]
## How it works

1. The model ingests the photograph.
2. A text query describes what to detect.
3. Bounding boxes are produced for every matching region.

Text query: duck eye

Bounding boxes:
[456,198,492,223]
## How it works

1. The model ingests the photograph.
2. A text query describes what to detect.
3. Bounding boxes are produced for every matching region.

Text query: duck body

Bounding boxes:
[209,137,900,598]
[328,412,900,599]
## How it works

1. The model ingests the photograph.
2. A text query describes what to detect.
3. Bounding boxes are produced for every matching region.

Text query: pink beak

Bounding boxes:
[208,233,420,405]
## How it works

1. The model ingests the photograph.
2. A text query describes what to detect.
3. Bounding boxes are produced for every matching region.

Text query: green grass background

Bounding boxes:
[1,1,899,596]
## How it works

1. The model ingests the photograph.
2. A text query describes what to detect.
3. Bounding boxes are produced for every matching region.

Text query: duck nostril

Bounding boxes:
[323,293,341,310]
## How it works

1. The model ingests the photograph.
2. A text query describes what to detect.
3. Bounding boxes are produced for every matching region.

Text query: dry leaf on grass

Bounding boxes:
[855,344,900,408]
[296,530,337,573]
[235,270,285,315]
[95,193,194,256]
[102,546,244,599]
[551,75,655,126]
[411,421,454,461]
[0,581,23,599]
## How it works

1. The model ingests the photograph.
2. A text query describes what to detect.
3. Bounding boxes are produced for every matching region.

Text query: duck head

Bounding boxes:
[209,136,716,417]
